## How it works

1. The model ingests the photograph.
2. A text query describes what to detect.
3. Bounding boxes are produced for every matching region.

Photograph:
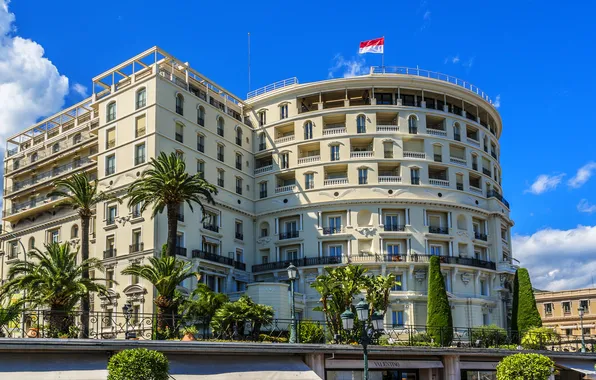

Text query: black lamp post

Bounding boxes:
[579,306,586,353]
[341,299,385,380]
[122,301,133,340]
[287,263,298,343]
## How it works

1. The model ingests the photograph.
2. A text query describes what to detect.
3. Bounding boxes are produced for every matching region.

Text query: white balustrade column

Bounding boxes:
[275,218,279,235]
[318,241,322,257]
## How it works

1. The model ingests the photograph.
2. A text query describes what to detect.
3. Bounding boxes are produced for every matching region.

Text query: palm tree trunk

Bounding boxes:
[80,216,90,338]
[166,204,178,257]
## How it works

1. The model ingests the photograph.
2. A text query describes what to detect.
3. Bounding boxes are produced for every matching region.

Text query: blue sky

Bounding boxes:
[2,0,596,290]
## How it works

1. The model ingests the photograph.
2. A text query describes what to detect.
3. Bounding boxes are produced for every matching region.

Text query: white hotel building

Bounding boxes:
[1,47,516,329]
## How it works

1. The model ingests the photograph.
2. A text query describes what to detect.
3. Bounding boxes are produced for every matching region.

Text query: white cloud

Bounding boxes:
[444,55,460,64]
[0,0,69,144]
[72,83,88,97]
[578,199,596,214]
[568,162,596,189]
[513,225,596,291]
[423,10,431,20]
[493,94,501,108]
[463,57,475,69]
[328,54,367,79]
[524,173,565,195]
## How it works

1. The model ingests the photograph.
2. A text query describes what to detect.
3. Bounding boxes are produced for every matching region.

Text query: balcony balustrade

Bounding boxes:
[384,224,406,232]
[482,168,492,177]
[203,223,219,233]
[235,232,244,240]
[191,250,234,266]
[175,247,187,257]
[429,178,450,187]
[467,137,480,147]
[279,231,299,240]
[103,248,116,259]
[275,185,296,194]
[427,128,447,137]
[252,256,342,273]
[456,183,464,190]
[322,226,344,235]
[487,190,510,208]
[450,157,467,166]
[428,226,449,234]
[275,135,295,144]
[403,151,425,159]
[376,125,399,132]
[129,243,144,253]
[322,126,346,136]
[350,151,374,158]
[469,185,483,194]
[298,156,320,165]
[254,165,273,174]
[378,176,402,183]
[474,232,488,241]
[324,178,348,186]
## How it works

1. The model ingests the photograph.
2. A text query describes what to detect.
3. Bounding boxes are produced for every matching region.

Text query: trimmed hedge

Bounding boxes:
[426,256,453,345]
[512,268,542,338]
[496,353,553,380]
[521,327,560,350]
[108,348,169,380]
[471,324,508,347]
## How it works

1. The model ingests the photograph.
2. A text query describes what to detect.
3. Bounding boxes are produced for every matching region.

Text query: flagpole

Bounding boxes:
[248,32,251,92]
[382,36,385,71]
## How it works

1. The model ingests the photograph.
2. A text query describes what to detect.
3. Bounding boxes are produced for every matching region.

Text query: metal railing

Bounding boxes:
[474,232,488,241]
[429,226,449,234]
[203,223,219,233]
[371,66,495,106]
[247,77,299,99]
[191,250,233,266]
[322,227,343,235]
[487,190,510,208]
[103,248,116,259]
[384,224,405,232]
[175,247,187,257]
[252,256,342,272]
[130,243,144,253]
[279,231,299,240]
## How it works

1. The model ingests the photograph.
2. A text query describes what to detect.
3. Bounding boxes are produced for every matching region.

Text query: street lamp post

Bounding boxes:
[287,263,298,344]
[579,306,586,353]
[341,299,385,380]
[122,301,132,340]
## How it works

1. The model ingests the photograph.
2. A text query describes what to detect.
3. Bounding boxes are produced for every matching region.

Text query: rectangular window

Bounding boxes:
[8,241,18,258]
[136,89,146,109]
[106,128,116,149]
[132,202,142,218]
[483,314,490,325]
[280,104,288,119]
[197,160,205,179]
[304,123,313,140]
[175,124,184,143]
[330,145,340,161]
[135,115,146,137]
[235,221,243,240]
[258,111,266,126]
[236,177,243,195]
[430,245,442,256]
[480,279,487,296]
[358,168,368,184]
[217,170,224,187]
[106,155,115,175]
[107,103,116,122]
[260,181,268,199]
[563,301,571,314]
[391,311,404,327]
[411,168,420,185]
[329,245,342,257]
[106,268,114,288]
[280,153,289,169]
[328,216,341,233]
[385,214,399,228]
[197,134,205,152]
[236,248,244,263]
[565,328,573,336]
[107,205,117,225]
[392,274,403,291]
[105,236,115,258]
[580,300,589,311]
[132,229,142,252]
[217,145,224,162]
[286,249,298,261]
[544,303,553,315]
[135,143,146,165]
[262,255,269,264]
[387,244,400,257]
[235,153,242,170]
[305,173,314,189]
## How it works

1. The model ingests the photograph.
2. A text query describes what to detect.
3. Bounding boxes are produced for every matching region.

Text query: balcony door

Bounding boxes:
[428,215,442,228]
[387,244,400,258]
[328,216,341,232]
[329,245,342,258]
[286,249,298,261]
[385,214,399,228]
[285,221,297,234]
[430,245,442,256]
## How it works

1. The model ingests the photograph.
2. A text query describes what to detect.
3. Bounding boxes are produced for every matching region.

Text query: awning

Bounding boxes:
[325,359,443,369]
[169,356,322,379]
[202,236,220,245]
[559,325,578,329]
[556,360,596,378]
[460,361,499,370]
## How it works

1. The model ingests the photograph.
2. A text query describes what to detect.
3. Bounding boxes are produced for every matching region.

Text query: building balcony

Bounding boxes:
[376,125,399,132]
[428,226,449,234]
[129,243,144,253]
[322,126,346,136]
[474,232,488,241]
[175,247,187,257]
[403,151,425,159]
[450,157,467,166]
[482,168,492,177]
[103,248,116,259]
[467,137,480,147]
[252,256,342,273]
[322,226,344,235]
[275,135,295,144]
[429,179,450,188]
[324,178,348,186]
[258,143,267,151]
[235,232,243,240]
[427,128,447,137]
[408,254,496,270]
[255,165,273,175]
[469,185,483,195]
[275,184,296,194]
[202,223,219,233]
[384,224,406,232]
[378,176,402,183]
[350,151,374,159]
[298,156,320,165]
[487,190,510,208]
[191,250,234,266]
[350,253,406,263]
[279,231,299,240]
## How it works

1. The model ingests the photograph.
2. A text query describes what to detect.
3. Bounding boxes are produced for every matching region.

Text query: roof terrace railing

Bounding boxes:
[247,78,299,99]
[370,66,495,107]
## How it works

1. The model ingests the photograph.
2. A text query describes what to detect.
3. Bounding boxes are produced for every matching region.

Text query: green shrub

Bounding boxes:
[471,324,508,347]
[259,334,288,343]
[298,320,326,343]
[521,327,560,350]
[426,256,453,346]
[108,348,169,380]
[496,353,553,380]
[511,268,541,339]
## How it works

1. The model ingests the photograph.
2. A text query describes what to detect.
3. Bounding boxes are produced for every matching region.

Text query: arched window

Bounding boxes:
[258,132,266,151]
[175,93,184,115]
[175,123,184,143]
[217,117,225,137]
[28,237,35,250]
[260,222,270,237]
[52,143,60,154]
[197,106,205,126]
[235,127,243,146]
[106,102,116,122]
[453,123,461,141]
[408,115,418,134]
[258,110,266,126]
[31,152,38,163]
[357,115,366,133]
[73,133,82,144]
[71,225,79,239]
[280,103,288,119]
[136,88,147,109]
[304,121,313,140]
[471,153,478,170]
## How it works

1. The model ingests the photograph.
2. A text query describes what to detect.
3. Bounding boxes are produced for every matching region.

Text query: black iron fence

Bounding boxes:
[1,310,595,353]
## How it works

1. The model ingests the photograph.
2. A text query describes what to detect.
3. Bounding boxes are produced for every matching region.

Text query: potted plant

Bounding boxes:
[181,326,197,341]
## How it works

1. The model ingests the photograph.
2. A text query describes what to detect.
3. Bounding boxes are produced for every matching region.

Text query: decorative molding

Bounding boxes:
[414,270,426,283]
[461,272,472,286]
[256,237,272,245]
[355,227,376,237]
[318,188,355,200]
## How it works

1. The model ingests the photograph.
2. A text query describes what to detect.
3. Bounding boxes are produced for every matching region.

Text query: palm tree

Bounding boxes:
[0,243,109,337]
[121,255,198,337]
[180,283,228,328]
[48,172,120,338]
[210,296,274,340]
[0,296,23,338]
[127,152,217,258]
[364,273,397,318]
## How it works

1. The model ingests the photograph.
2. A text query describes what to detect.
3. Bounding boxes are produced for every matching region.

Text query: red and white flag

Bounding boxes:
[359,37,384,54]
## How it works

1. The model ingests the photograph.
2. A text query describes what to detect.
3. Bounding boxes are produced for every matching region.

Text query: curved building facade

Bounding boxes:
[1,47,515,332]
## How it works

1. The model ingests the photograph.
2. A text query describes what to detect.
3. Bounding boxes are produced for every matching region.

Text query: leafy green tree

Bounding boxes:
[0,296,23,337]
[121,254,198,337]
[127,152,217,257]
[0,243,109,336]
[471,324,508,347]
[48,172,120,338]
[364,273,398,318]
[511,268,542,337]
[426,255,453,346]
[210,295,274,340]
[521,327,560,350]
[180,283,228,327]
[108,348,169,380]
[496,353,553,380]
[310,265,369,338]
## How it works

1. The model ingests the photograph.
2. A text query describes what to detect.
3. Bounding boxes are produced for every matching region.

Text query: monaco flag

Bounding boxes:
[359,37,384,54]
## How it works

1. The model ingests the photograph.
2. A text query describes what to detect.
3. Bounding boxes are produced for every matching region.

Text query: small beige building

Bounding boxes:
[536,288,596,337]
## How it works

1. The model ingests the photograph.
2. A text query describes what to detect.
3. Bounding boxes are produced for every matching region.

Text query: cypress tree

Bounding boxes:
[512,268,542,335]
[426,256,453,345]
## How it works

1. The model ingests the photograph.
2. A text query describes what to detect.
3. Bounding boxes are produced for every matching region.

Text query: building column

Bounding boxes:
[347,239,351,257]
[347,209,352,227]
[443,355,460,380]
[300,243,304,258]
[318,241,322,257]
[275,218,279,234]
[378,208,383,226]
[304,353,325,379]
[299,214,303,231]
[380,238,384,255]
[276,246,280,261]
[405,208,410,225]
